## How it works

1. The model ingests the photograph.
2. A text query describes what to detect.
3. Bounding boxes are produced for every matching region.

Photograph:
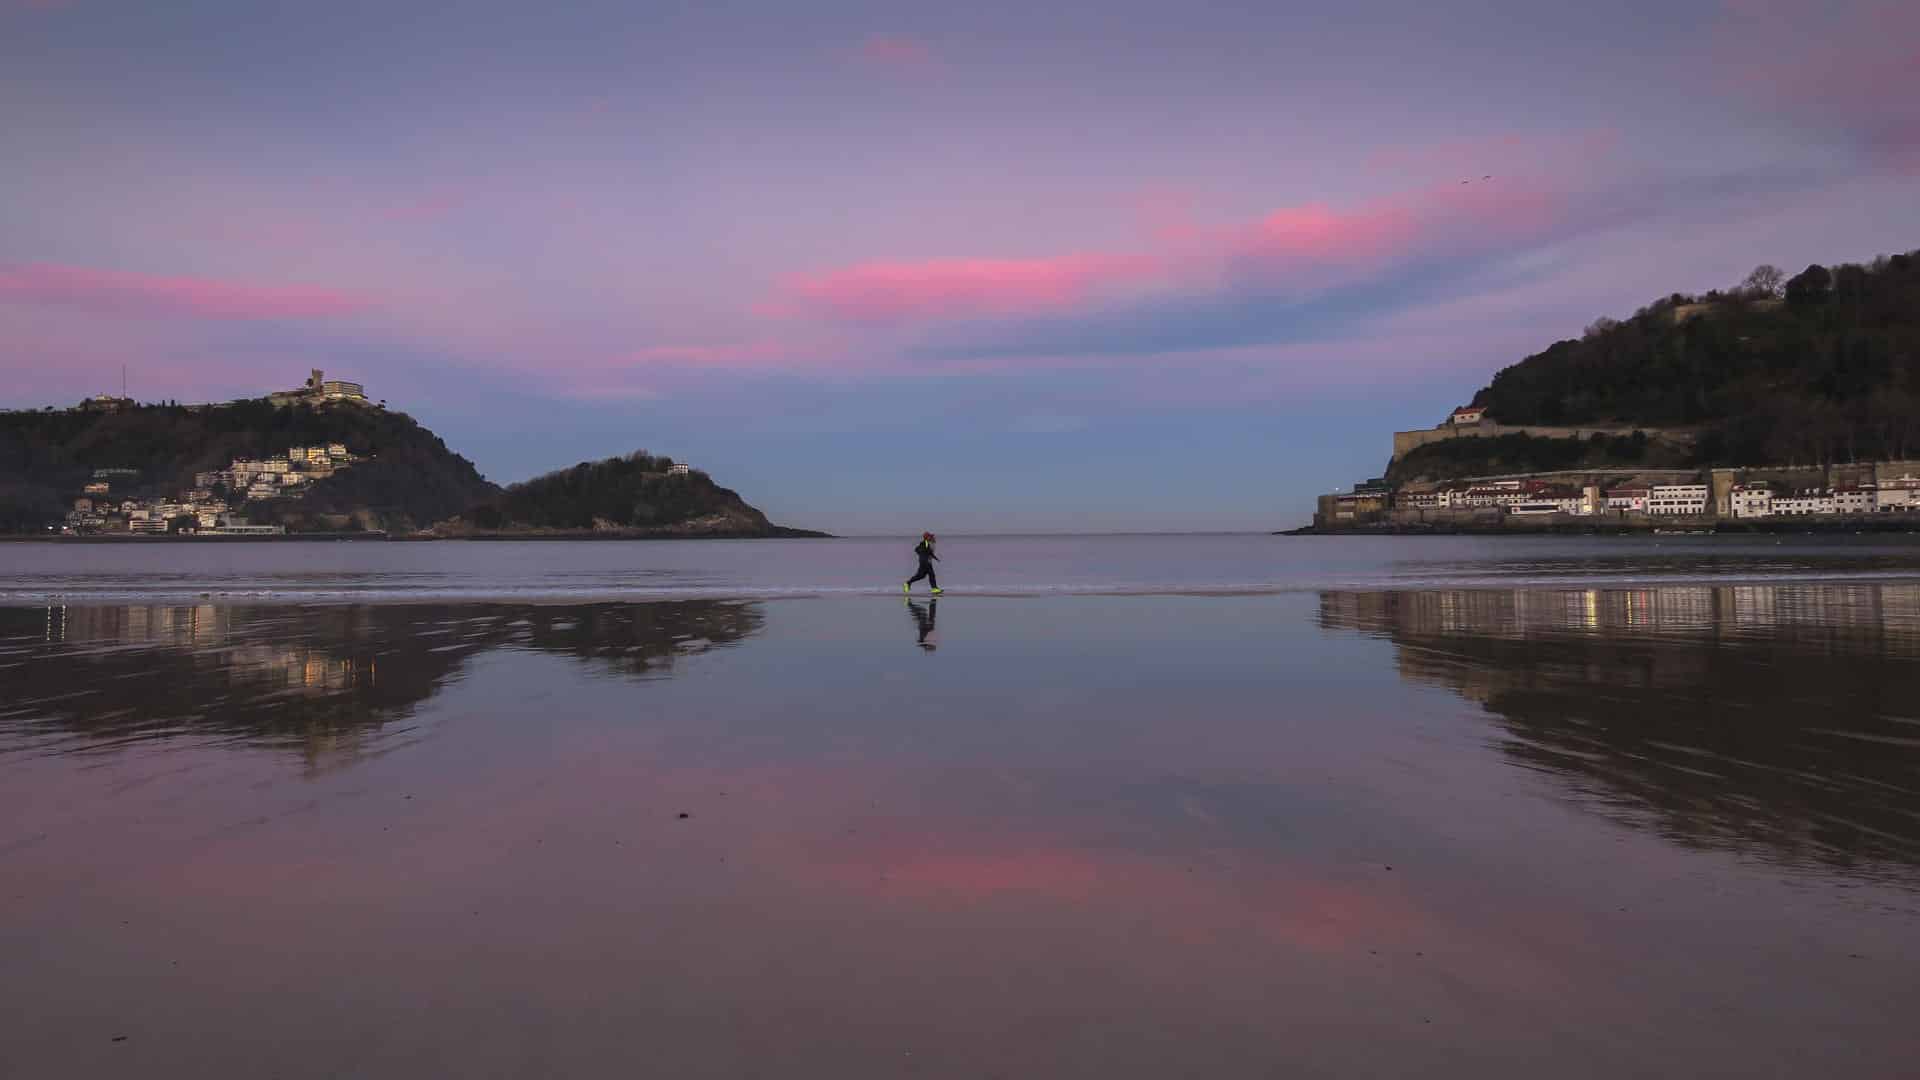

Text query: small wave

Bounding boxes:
[10,566,1920,605]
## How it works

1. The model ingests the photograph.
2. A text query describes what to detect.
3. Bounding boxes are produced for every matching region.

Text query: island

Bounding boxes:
[1298,246,1920,534]
[0,369,828,539]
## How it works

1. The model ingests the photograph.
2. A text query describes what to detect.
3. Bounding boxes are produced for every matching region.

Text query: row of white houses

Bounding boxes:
[1401,476,1920,518]
[1731,477,1920,517]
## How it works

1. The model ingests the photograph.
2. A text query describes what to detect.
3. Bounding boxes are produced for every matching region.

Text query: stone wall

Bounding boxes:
[1391,422,1697,461]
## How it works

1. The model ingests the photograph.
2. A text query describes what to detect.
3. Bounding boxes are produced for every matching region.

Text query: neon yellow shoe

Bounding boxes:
[902,582,910,594]
[931,587,943,595]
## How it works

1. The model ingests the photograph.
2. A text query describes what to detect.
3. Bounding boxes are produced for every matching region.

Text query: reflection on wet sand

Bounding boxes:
[1320,583,1920,882]
[906,597,938,651]
[5,592,1919,1077]
[0,601,763,770]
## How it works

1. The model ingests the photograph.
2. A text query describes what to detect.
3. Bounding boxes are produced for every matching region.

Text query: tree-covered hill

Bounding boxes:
[0,399,497,532]
[1386,431,1693,486]
[460,451,824,537]
[1468,248,1920,467]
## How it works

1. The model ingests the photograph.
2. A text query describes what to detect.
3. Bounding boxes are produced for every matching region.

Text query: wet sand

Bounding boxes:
[4,588,1918,1077]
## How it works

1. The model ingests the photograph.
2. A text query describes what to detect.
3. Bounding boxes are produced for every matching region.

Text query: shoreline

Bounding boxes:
[1281,517,1920,537]
[2,526,834,543]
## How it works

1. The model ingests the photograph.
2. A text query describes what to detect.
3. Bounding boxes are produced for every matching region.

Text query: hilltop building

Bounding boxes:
[267,369,369,407]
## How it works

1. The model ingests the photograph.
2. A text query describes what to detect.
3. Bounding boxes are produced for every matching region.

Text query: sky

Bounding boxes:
[3,0,1916,533]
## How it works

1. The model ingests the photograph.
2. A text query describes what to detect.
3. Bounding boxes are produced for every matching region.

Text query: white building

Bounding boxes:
[1877,475,1920,511]
[1648,484,1709,515]
[1773,490,1834,516]
[1832,487,1875,514]
[1605,487,1649,512]
[668,462,692,476]
[1730,485,1774,519]
[1447,405,1486,426]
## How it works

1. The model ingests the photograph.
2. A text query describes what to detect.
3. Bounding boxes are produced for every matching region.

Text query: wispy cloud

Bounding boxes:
[856,33,936,71]
[777,178,1563,338]
[0,264,371,320]
[1714,0,1920,172]
[782,253,1162,323]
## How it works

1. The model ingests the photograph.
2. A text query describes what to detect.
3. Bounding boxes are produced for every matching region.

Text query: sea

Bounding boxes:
[4,534,1919,1078]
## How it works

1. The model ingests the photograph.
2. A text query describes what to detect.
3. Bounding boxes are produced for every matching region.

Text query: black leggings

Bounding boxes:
[907,562,938,588]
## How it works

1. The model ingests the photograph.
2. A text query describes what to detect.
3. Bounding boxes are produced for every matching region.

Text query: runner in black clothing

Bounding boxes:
[904,531,941,594]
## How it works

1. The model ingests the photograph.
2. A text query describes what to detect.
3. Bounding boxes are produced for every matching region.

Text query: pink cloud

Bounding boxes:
[857,34,935,70]
[0,263,370,320]
[783,253,1161,323]
[779,180,1567,327]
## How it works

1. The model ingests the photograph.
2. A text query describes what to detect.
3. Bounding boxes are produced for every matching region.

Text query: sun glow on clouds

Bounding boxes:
[0,263,369,320]
[779,179,1568,333]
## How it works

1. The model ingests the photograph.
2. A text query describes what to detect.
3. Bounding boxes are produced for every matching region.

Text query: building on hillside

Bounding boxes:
[1773,490,1834,516]
[1459,481,1532,509]
[1877,475,1920,511]
[129,516,168,534]
[326,443,349,460]
[73,497,94,513]
[1605,487,1649,512]
[266,369,369,407]
[668,462,692,476]
[1447,406,1486,426]
[1832,487,1875,514]
[1730,484,1775,519]
[1508,487,1583,516]
[1648,484,1709,515]
[83,481,110,495]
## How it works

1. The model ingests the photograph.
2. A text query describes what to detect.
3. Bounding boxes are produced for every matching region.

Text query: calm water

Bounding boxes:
[4,537,1920,1077]
[12,533,1920,601]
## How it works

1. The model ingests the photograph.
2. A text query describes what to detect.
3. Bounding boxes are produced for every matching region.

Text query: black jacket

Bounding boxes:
[914,540,938,564]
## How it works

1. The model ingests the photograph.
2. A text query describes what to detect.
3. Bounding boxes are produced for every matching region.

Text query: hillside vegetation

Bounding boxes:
[0,400,496,532]
[1387,431,1693,486]
[462,452,824,537]
[1468,249,1920,468]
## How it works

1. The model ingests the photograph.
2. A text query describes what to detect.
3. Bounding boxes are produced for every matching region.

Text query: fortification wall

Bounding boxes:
[1391,422,1697,460]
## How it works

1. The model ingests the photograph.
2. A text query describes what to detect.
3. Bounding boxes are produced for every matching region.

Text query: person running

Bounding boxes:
[904,531,941,594]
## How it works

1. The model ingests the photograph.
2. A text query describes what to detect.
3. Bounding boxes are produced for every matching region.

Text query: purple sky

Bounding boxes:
[3,0,1916,532]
